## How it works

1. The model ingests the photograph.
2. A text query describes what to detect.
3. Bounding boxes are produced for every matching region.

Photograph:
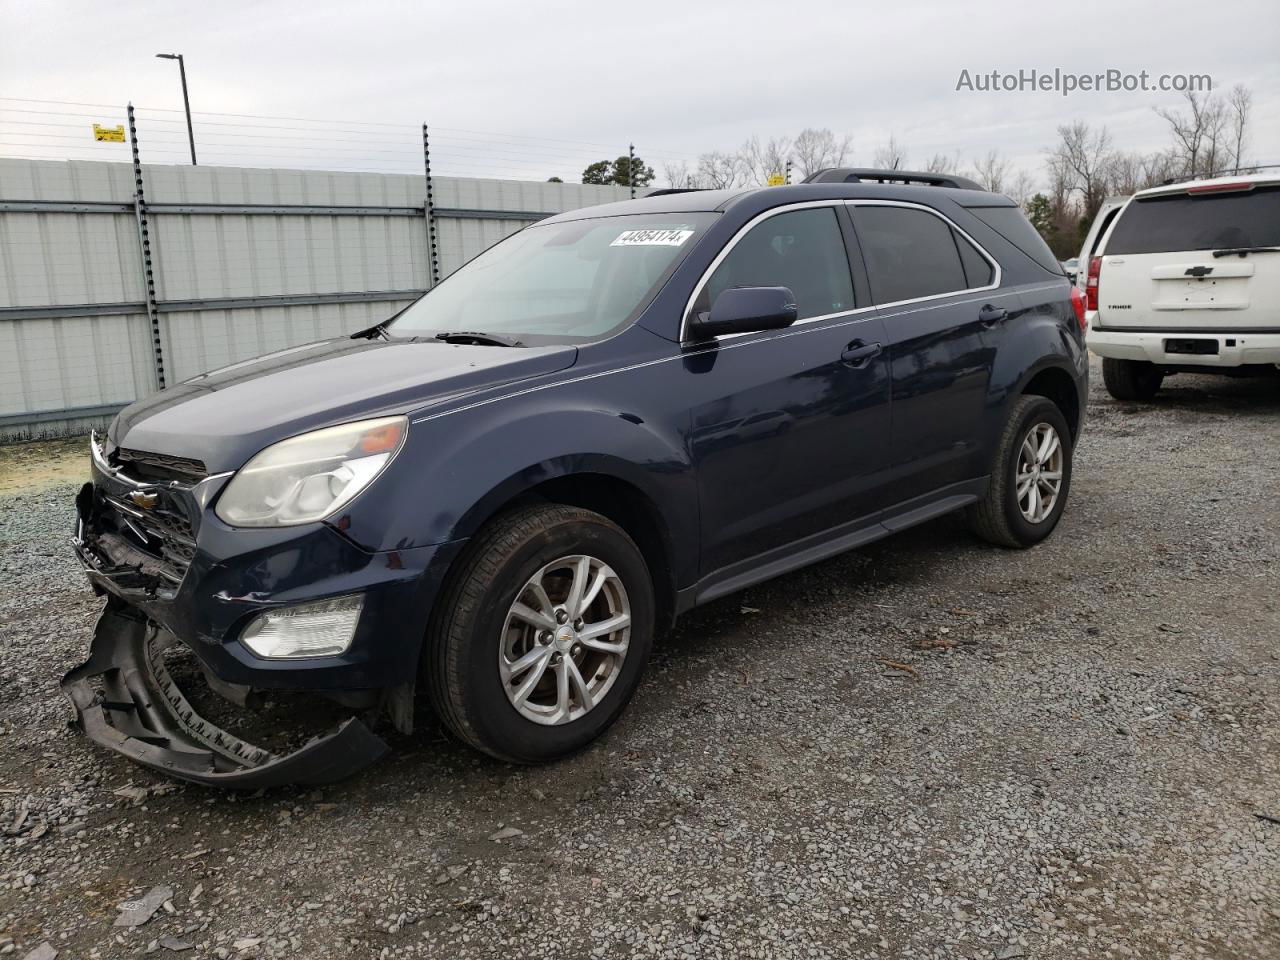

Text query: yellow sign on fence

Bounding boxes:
[766,173,786,187]
[92,124,126,143]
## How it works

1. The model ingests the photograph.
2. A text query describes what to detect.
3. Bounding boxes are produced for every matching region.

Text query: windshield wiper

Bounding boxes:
[433,331,524,347]
[1213,246,1280,258]
[352,320,391,341]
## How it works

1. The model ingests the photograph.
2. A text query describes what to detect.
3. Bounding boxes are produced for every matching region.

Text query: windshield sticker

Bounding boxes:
[611,228,694,247]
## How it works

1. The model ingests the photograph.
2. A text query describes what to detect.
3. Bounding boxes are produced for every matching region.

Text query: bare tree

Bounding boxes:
[872,135,907,170]
[1106,152,1145,196]
[1040,151,1082,248]
[1156,89,1229,179]
[1227,84,1253,174]
[1050,121,1115,217]
[1141,151,1182,187]
[792,128,852,178]
[1201,105,1230,178]
[972,149,1011,193]
[739,135,793,185]
[697,151,744,189]
[1006,169,1036,207]
[1107,151,1179,195]
[924,152,961,174]
[662,161,698,190]
[1046,153,1073,210]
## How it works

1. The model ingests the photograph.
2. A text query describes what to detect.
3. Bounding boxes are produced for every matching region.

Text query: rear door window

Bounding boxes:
[1105,186,1280,254]
[852,206,968,303]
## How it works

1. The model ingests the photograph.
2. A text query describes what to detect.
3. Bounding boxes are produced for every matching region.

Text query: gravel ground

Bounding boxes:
[1,359,1278,960]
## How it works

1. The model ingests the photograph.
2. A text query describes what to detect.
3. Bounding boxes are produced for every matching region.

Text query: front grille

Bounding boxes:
[100,491,197,583]
[112,448,209,485]
[90,447,203,584]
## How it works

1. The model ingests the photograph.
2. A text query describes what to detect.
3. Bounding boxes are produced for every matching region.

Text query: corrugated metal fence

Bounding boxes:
[0,158,638,438]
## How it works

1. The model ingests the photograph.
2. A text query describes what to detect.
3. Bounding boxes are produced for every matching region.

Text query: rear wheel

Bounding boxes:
[426,504,654,763]
[1102,358,1164,401]
[968,395,1073,549]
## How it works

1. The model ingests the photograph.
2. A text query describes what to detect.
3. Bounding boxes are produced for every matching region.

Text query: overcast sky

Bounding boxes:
[3,0,1278,188]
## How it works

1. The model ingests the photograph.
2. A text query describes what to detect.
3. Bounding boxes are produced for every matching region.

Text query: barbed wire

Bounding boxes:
[0,97,695,184]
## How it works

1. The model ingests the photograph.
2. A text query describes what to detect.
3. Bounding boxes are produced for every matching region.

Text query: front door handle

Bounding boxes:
[978,304,1008,327]
[841,340,883,367]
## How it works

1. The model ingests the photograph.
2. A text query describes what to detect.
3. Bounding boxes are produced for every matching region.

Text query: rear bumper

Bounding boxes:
[61,606,389,788]
[1088,328,1280,367]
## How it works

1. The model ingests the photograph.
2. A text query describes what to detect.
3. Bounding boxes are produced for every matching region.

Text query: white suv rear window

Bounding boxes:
[1106,186,1280,255]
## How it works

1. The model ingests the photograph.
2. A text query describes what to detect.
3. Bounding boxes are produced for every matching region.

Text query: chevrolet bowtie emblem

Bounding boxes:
[127,490,159,510]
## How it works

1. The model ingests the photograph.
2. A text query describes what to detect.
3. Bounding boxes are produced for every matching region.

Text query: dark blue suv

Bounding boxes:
[64,170,1087,786]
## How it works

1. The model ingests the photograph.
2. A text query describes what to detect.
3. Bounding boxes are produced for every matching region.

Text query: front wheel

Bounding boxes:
[968,395,1073,549]
[425,504,654,763]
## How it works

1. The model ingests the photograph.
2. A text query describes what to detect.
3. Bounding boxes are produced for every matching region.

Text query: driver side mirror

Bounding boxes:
[686,286,798,341]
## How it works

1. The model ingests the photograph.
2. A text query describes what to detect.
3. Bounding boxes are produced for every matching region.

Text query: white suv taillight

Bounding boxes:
[1086,256,1102,312]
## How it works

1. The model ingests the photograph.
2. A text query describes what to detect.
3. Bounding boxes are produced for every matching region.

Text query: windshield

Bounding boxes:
[389,212,717,343]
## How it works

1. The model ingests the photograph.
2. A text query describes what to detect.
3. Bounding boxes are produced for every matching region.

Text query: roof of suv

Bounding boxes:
[1134,171,1280,199]
[543,182,1016,225]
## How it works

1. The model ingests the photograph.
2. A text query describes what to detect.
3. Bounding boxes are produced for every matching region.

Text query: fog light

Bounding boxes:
[240,595,363,659]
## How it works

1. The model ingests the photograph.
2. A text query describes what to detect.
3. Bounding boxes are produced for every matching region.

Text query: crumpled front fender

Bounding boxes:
[60,606,389,789]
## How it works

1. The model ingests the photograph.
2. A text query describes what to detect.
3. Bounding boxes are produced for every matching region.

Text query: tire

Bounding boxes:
[1102,358,1164,401]
[425,503,654,763]
[968,395,1073,549]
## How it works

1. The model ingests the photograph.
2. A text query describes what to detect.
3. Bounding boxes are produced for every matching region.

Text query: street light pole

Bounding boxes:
[155,53,196,165]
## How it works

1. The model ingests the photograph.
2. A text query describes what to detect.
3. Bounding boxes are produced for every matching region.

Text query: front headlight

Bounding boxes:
[215,416,407,527]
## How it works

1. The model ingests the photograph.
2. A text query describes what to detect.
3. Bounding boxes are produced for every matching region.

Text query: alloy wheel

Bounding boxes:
[1016,422,1064,524]
[498,555,631,725]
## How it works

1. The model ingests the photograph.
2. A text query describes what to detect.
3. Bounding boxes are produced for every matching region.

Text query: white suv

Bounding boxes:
[1085,173,1280,400]
[1075,195,1128,295]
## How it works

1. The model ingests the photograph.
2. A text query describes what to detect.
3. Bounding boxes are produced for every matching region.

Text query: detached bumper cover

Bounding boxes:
[60,607,388,788]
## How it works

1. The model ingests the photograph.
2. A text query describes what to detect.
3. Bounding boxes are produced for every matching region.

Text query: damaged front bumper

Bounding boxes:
[62,434,465,788]
[61,606,390,788]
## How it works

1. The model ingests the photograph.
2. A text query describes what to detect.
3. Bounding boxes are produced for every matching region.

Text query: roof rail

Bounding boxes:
[1159,163,1280,187]
[803,168,986,191]
[644,187,708,197]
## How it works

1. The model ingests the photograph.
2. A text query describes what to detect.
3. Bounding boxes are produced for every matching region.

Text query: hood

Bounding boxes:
[110,337,578,472]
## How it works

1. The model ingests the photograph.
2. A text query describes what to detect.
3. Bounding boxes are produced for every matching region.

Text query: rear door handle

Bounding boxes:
[841,340,883,367]
[978,304,1008,327]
